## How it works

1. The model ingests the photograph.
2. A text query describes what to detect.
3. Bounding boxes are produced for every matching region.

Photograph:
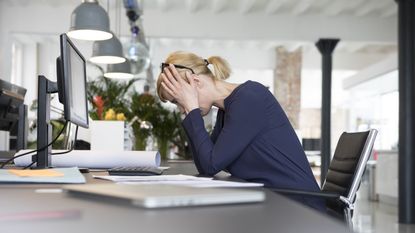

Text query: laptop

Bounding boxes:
[64,184,265,208]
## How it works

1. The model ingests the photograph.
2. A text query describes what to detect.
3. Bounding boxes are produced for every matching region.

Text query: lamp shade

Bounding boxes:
[67,1,112,41]
[90,33,126,64]
[104,60,134,79]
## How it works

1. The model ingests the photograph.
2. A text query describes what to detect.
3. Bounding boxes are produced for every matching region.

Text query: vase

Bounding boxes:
[157,138,169,160]
[90,120,125,151]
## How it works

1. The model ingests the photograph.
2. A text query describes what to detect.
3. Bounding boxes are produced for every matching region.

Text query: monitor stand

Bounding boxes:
[33,75,58,169]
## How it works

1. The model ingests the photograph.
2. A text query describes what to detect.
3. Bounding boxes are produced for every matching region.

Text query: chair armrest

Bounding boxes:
[268,188,341,199]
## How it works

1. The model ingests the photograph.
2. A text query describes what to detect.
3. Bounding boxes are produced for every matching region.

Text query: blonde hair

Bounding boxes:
[157,51,231,102]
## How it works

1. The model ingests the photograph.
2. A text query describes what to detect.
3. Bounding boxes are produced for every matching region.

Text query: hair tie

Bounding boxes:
[204,59,209,66]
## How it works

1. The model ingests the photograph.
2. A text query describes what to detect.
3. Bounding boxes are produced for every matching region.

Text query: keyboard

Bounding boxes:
[108,166,164,176]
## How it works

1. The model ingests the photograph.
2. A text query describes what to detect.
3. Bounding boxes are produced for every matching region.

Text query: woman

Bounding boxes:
[157,51,324,210]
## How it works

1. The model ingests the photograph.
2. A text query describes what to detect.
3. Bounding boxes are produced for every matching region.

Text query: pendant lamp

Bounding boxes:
[89,32,126,64]
[67,0,112,41]
[104,60,134,79]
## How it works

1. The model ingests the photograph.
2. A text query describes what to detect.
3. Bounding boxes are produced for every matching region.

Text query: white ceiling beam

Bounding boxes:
[240,0,258,14]
[324,0,348,16]
[355,0,392,17]
[212,0,228,14]
[292,0,312,16]
[265,0,287,15]
[355,1,384,17]
[325,0,364,16]
[186,0,201,13]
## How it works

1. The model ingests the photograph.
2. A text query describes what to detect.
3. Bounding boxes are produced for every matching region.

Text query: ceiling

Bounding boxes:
[2,0,398,71]
[2,0,397,18]
[144,0,397,17]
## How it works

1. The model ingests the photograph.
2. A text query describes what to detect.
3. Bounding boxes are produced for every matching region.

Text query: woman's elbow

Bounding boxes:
[203,165,222,176]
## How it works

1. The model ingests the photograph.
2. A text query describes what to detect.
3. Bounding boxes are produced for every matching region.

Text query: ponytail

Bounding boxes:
[206,56,231,81]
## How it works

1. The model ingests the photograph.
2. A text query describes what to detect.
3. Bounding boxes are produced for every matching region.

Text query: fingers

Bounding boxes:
[160,81,175,97]
[169,64,185,84]
[161,73,176,93]
[163,66,180,88]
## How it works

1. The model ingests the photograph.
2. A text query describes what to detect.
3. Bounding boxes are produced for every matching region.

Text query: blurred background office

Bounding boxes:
[0,0,408,232]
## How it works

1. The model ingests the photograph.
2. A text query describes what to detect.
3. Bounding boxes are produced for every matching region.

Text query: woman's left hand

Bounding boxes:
[161,64,199,114]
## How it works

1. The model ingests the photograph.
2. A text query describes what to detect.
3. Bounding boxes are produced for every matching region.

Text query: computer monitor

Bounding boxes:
[34,33,89,169]
[57,33,89,128]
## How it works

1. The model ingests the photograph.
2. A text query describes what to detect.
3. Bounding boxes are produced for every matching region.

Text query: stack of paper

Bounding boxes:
[94,174,264,188]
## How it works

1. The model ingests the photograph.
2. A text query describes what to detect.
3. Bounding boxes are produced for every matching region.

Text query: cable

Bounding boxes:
[0,121,69,169]
[23,161,36,170]
[22,125,78,169]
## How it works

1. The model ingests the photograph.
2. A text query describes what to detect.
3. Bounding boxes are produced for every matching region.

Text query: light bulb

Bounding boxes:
[124,40,150,74]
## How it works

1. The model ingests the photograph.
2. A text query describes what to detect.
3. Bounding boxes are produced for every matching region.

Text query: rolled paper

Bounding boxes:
[14,150,161,169]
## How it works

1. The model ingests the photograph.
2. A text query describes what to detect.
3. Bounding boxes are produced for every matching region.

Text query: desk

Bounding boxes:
[0,161,351,233]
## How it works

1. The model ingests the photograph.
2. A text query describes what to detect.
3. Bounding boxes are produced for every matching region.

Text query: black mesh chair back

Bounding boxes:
[322,129,377,211]
[270,129,377,229]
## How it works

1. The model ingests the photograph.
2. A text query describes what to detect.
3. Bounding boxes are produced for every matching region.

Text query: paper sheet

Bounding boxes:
[14,150,160,169]
[94,174,264,188]
[9,169,64,177]
[0,167,85,184]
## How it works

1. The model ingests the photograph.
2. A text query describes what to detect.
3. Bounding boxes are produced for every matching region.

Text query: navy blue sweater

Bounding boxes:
[182,81,320,194]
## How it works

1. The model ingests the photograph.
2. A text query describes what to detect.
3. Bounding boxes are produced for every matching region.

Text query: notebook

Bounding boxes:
[64,183,265,208]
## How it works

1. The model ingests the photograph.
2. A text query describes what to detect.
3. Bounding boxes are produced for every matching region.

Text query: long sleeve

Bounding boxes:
[182,124,204,173]
[210,109,224,144]
[182,94,266,176]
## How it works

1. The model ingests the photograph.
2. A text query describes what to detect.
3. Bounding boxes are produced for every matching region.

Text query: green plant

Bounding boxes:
[127,90,192,159]
[128,91,159,150]
[87,75,138,120]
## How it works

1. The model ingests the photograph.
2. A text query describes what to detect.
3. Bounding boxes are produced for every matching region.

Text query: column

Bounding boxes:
[315,38,339,184]
[274,46,302,129]
[396,0,415,224]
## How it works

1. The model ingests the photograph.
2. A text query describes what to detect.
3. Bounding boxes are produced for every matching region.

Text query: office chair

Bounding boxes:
[271,129,378,228]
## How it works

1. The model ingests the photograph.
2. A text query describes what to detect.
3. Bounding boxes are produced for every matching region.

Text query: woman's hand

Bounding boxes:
[161,64,199,114]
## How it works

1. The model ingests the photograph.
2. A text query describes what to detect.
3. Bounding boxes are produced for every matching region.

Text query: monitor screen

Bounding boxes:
[0,79,26,131]
[58,34,89,128]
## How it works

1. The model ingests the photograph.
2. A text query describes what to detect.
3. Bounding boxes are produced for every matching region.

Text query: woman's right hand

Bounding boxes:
[161,64,200,115]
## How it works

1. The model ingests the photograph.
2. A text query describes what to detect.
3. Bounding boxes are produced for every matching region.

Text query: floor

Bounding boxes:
[352,184,415,233]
